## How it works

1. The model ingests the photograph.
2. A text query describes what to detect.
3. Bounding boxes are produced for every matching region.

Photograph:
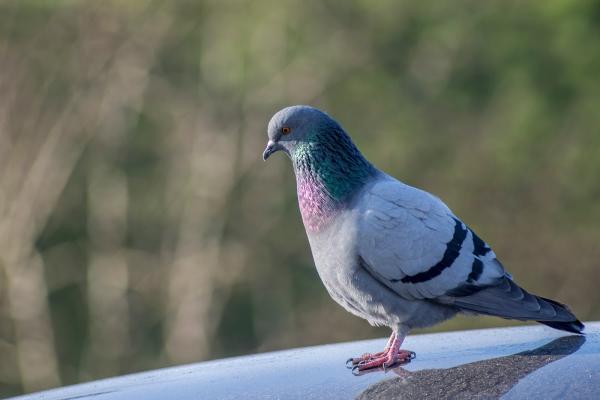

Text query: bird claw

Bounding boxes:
[345,358,355,369]
[351,365,363,376]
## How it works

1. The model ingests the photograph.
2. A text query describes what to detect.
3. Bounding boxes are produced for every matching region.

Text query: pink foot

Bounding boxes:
[352,349,415,371]
[348,332,396,366]
[346,333,415,374]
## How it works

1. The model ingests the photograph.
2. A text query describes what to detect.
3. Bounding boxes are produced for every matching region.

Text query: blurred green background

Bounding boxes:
[1,0,600,397]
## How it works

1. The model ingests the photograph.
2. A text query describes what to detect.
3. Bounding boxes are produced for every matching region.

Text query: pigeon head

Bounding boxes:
[263,105,376,231]
[263,105,333,161]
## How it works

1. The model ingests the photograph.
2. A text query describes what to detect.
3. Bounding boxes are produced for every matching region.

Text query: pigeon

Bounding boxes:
[262,105,584,373]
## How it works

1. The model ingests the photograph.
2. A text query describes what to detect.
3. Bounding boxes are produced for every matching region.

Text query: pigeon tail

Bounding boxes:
[536,296,585,334]
[538,319,584,334]
[448,278,584,333]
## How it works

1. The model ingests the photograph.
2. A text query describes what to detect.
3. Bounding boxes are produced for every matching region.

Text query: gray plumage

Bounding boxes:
[263,105,584,346]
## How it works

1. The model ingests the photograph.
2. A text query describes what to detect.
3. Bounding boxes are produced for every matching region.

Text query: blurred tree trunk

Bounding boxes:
[0,7,170,391]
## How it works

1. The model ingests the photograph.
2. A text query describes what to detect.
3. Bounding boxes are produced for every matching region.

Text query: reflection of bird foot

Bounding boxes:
[348,349,415,375]
[346,351,387,368]
[352,364,412,377]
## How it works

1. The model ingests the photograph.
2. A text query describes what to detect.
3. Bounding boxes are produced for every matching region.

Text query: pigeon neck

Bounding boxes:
[291,131,375,232]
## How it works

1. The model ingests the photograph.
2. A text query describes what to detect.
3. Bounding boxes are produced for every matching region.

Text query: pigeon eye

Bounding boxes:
[281,127,291,135]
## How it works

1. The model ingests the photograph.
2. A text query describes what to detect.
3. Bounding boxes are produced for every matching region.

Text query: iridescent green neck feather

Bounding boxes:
[292,126,376,232]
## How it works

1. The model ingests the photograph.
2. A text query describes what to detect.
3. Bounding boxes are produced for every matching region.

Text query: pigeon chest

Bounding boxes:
[306,211,376,320]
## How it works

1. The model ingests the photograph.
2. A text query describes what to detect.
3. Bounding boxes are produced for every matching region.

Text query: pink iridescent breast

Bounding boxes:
[296,173,338,233]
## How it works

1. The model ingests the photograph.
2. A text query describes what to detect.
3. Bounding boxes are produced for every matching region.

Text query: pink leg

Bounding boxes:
[346,329,415,374]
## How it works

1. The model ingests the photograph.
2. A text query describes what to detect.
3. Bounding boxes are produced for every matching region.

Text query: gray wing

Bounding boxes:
[357,176,579,323]
[357,176,505,301]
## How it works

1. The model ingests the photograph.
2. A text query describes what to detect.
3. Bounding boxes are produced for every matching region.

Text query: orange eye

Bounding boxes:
[281,126,291,135]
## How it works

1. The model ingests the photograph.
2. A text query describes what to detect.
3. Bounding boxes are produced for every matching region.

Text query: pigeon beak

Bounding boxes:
[262,140,282,161]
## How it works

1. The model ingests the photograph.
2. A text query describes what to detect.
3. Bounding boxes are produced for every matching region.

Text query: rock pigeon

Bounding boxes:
[262,105,584,373]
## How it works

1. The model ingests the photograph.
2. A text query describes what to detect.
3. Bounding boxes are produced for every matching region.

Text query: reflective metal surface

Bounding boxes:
[12,322,600,400]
